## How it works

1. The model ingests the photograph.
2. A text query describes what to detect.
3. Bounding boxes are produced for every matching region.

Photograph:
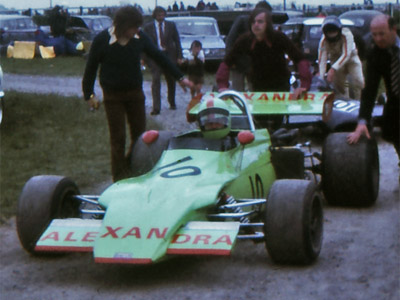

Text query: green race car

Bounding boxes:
[17,90,379,265]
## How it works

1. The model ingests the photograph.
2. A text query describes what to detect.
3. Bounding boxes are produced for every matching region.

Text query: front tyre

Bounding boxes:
[322,132,379,206]
[264,179,323,265]
[130,131,175,177]
[17,176,80,254]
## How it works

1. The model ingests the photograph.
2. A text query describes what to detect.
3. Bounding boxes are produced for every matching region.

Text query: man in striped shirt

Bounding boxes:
[347,15,399,159]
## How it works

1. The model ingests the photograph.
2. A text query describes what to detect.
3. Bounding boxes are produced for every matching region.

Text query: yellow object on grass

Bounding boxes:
[12,41,36,59]
[6,45,14,58]
[39,45,56,59]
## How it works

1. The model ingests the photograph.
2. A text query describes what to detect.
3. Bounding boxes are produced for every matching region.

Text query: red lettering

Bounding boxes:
[64,232,77,242]
[289,93,297,100]
[171,234,190,244]
[319,93,330,101]
[193,234,211,245]
[303,93,315,101]
[122,227,141,239]
[101,226,122,238]
[82,232,98,242]
[273,93,285,101]
[213,235,233,245]
[147,227,168,239]
[243,93,255,100]
[40,231,59,241]
[257,93,269,101]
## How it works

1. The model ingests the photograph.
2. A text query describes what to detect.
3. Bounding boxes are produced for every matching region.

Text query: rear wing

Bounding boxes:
[188,91,335,119]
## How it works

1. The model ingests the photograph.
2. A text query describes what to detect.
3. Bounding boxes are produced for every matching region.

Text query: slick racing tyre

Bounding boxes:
[130,131,175,177]
[322,132,379,206]
[264,179,323,265]
[17,176,80,254]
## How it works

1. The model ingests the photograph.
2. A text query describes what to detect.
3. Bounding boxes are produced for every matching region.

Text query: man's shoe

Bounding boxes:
[169,105,177,110]
[150,110,160,115]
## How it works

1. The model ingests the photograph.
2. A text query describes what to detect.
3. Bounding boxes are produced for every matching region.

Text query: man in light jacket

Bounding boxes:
[318,16,364,99]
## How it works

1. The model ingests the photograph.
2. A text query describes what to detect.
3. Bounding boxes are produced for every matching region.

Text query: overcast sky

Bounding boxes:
[1,0,393,11]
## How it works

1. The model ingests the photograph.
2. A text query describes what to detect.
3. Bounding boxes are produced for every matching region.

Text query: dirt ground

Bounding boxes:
[1,74,399,300]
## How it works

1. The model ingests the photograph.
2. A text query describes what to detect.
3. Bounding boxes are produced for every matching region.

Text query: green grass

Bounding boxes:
[1,56,87,76]
[1,56,156,80]
[1,56,218,83]
[0,91,162,222]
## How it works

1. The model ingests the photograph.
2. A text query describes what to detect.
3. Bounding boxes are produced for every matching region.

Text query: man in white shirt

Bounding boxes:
[143,6,183,115]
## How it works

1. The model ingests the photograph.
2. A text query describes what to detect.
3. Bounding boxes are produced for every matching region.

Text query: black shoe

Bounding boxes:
[150,110,160,115]
[169,105,177,110]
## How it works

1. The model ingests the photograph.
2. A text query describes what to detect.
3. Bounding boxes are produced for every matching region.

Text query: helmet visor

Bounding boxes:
[198,107,230,132]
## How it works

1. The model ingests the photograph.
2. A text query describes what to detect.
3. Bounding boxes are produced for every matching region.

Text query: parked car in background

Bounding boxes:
[33,15,112,54]
[66,15,112,42]
[339,9,383,58]
[0,14,38,46]
[166,16,225,62]
[280,17,357,63]
[339,10,383,38]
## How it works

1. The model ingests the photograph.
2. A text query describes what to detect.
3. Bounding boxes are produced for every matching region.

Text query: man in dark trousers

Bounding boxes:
[347,15,399,159]
[224,1,272,91]
[82,6,192,181]
[143,6,183,115]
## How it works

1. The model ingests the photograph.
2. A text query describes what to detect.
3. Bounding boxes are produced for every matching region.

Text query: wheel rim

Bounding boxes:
[58,189,80,219]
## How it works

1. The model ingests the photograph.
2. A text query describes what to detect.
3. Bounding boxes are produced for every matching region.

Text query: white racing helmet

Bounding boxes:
[322,16,342,42]
[197,98,231,139]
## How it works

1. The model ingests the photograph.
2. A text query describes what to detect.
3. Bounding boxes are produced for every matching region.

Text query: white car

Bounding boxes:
[166,16,225,62]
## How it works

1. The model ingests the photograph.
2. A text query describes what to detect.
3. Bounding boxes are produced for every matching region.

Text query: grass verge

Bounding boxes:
[0,91,161,223]
[1,56,87,77]
[1,56,218,84]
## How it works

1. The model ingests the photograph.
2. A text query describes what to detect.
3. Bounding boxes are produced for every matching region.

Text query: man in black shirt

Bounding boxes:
[82,6,192,181]
[224,1,272,91]
[347,15,399,158]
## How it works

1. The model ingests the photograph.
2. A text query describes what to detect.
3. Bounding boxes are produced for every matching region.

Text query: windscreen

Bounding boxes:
[174,20,217,36]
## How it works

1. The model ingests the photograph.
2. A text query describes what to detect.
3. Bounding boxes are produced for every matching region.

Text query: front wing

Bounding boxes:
[35,219,241,264]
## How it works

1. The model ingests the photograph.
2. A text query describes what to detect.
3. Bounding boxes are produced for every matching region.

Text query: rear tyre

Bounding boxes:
[322,132,379,206]
[264,179,323,265]
[130,131,175,177]
[17,176,80,254]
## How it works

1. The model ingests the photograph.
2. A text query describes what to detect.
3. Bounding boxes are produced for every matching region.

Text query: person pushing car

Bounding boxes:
[347,14,399,160]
